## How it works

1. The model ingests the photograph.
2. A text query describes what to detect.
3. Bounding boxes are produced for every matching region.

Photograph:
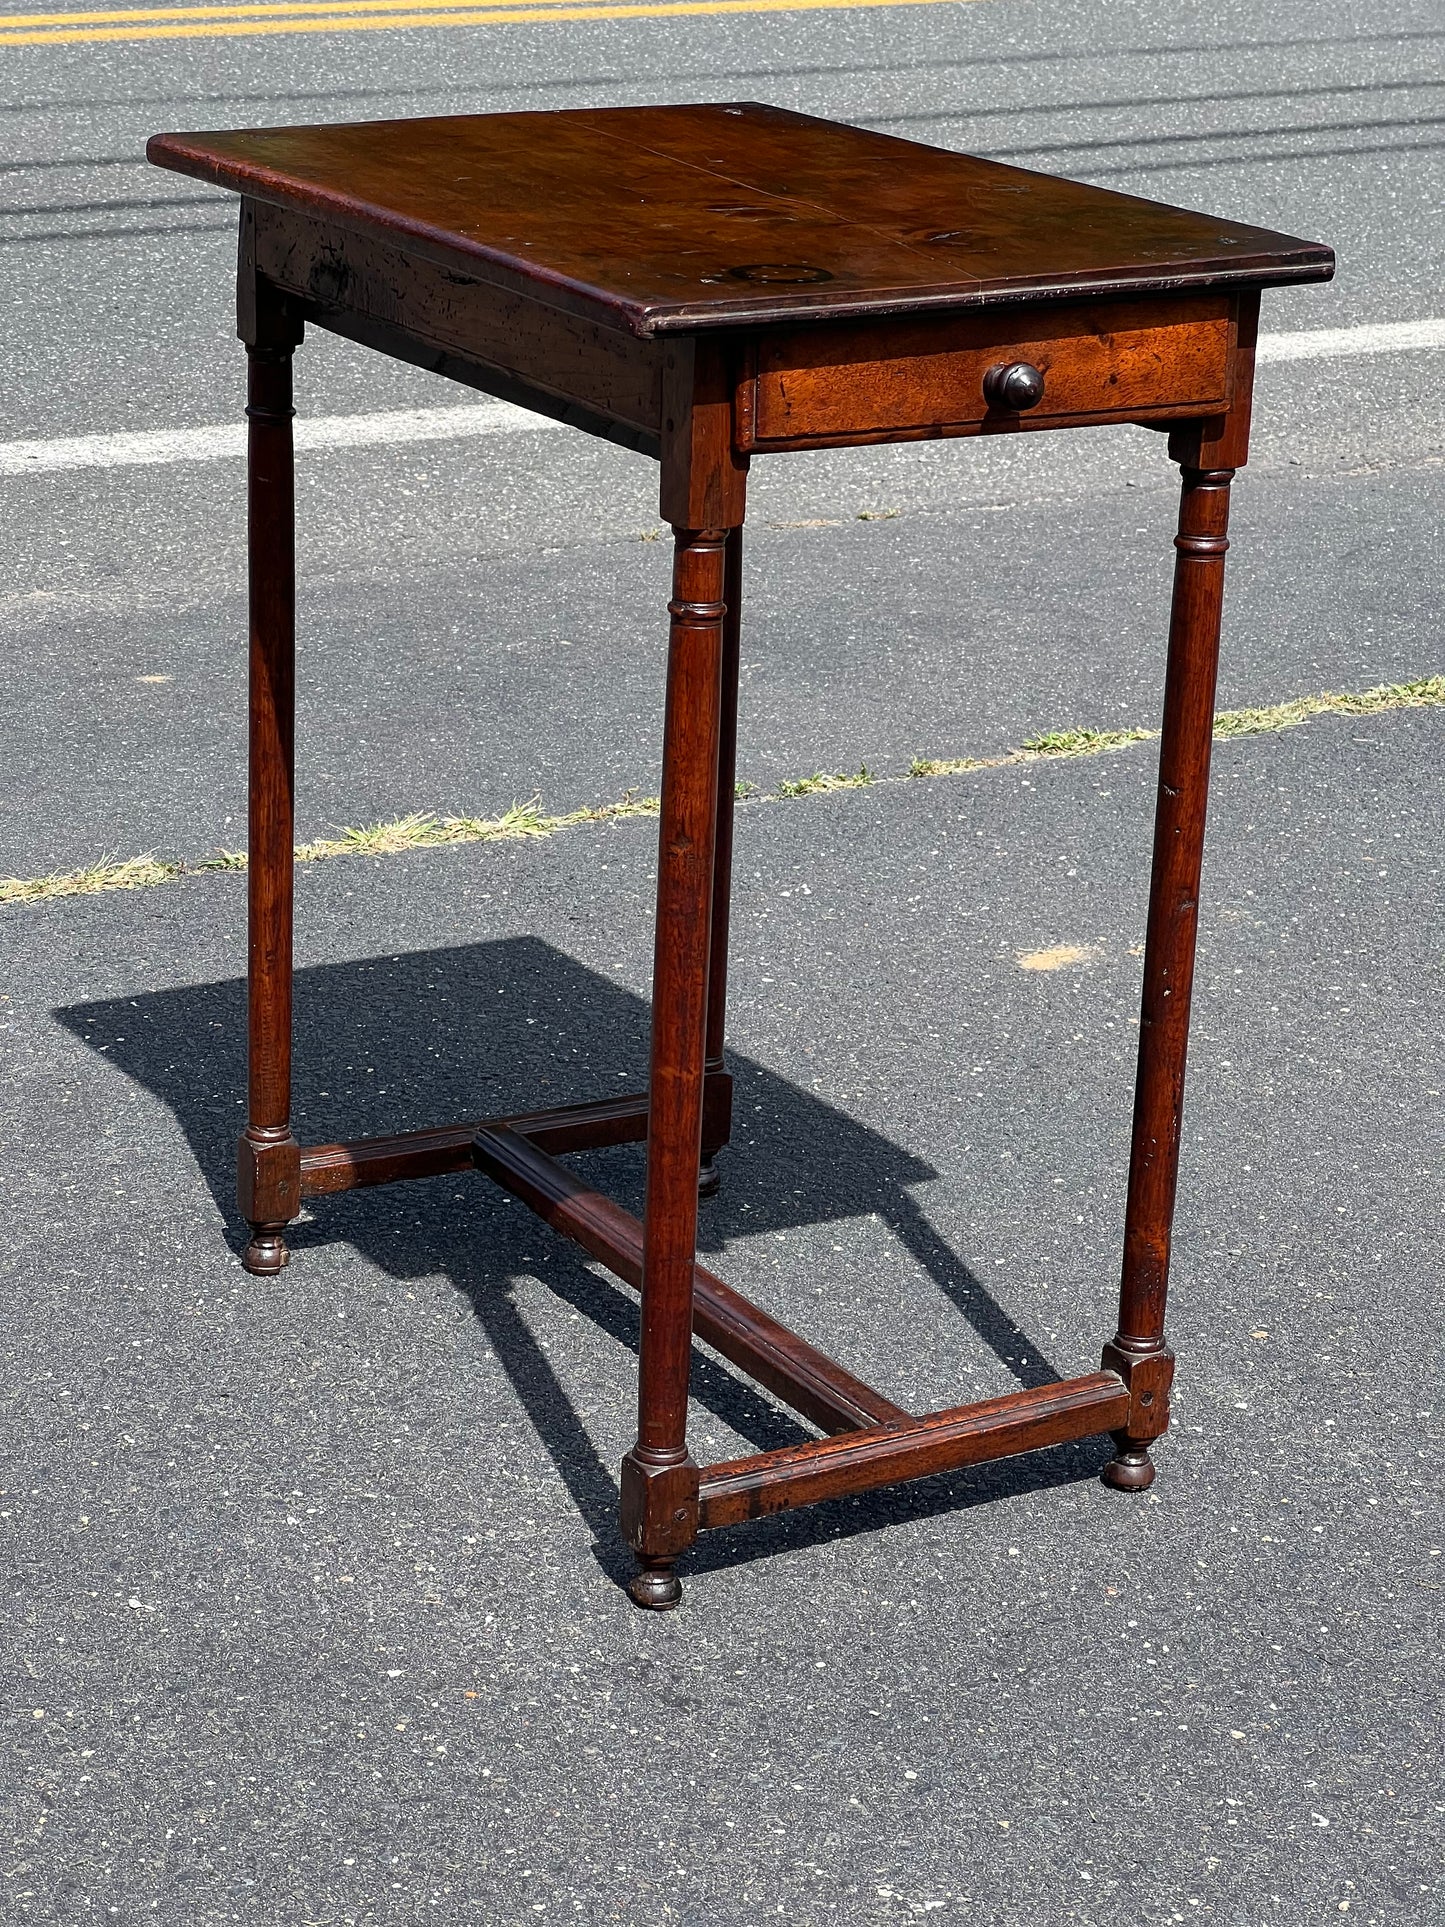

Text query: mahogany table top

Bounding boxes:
[148,101,1333,339]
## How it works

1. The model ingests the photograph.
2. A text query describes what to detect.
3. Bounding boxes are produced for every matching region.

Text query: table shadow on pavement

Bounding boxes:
[58,935,1108,1588]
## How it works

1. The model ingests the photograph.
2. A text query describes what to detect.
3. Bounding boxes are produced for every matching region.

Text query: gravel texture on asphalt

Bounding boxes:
[4,451,1442,876]
[2,703,1440,1923]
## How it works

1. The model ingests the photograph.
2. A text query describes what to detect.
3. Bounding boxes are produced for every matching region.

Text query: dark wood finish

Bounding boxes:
[700,1373,1130,1528]
[237,286,303,1277]
[660,338,748,531]
[150,101,1332,1601]
[982,361,1046,413]
[1099,1343,1176,1491]
[699,523,743,1196]
[1102,460,1234,1491]
[1170,289,1261,474]
[148,103,1331,339]
[472,1124,909,1437]
[300,1092,650,1196]
[617,525,728,1607]
[297,1078,732,1197]
[745,294,1234,449]
[248,200,663,452]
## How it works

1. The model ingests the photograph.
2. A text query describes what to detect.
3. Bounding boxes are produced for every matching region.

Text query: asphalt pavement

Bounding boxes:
[2,1,1443,1921]
[5,713,1443,1923]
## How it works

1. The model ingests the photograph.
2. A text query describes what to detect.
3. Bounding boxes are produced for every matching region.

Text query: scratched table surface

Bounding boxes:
[147,101,1331,330]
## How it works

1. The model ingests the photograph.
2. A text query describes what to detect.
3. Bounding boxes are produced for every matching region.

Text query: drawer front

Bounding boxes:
[744,295,1234,448]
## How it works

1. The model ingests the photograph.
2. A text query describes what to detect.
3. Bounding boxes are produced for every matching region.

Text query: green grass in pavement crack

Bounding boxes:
[0,854,182,906]
[774,766,874,797]
[3,677,1439,910]
[0,794,661,907]
[1209,675,1445,737]
[1020,724,1158,758]
[909,676,1445,778]
[910,727,1153,778]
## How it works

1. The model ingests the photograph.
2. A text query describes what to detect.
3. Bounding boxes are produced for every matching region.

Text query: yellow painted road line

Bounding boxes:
[3,0,984,45]
[2,0,589,21]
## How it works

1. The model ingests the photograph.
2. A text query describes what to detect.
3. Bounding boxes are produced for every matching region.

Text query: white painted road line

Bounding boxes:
[1254,317,1445,362]
[0,396,551,476]
[1,319,1442,478]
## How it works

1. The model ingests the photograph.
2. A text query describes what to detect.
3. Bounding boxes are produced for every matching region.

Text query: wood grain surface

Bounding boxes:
[149,101,1333,337]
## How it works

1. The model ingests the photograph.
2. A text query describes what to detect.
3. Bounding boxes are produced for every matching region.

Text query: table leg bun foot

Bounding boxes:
[243,1224,291,1275]
[627,1557,683,1611]
[697,1154,721,1199]
[1102,1436,1156,1492]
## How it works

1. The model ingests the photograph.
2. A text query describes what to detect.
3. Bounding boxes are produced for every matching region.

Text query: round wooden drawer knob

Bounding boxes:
[983,361,1046,411]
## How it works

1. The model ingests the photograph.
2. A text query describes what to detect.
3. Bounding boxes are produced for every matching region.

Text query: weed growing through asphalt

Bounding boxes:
[1210,675,1444,736]
[4,677,1439,909]
[910,725,1152,778]
[909,677,1444,779]
[775,767,874,797]
[1020,725,1157,758]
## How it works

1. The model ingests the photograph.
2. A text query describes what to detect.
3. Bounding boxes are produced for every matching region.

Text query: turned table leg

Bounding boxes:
[1103,462,1235,1489]
[620,526,727,1607]
[699,522,742,1198]
[237,308,303,1274]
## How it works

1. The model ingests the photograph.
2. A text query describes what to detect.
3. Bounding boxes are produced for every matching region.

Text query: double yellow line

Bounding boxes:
[0,0,973,46]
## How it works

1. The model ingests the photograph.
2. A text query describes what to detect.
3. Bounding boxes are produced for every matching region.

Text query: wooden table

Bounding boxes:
[149,104,1333,1608]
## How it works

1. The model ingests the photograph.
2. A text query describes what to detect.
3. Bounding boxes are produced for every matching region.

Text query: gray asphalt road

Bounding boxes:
[6,457,1442,869]
[4,710,1442,1922]
[2,2,1443,1922]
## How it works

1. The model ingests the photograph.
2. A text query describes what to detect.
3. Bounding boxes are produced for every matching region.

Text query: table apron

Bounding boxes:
[247,200,665,447]
[245,206,1248,468]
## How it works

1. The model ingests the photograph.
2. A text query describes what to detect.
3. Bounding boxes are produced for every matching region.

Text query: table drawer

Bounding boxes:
[742,295,1235,448]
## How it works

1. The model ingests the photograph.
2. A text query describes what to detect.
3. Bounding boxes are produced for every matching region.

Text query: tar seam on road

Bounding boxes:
[1,320,1440,478]
[3,676,1440,909]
